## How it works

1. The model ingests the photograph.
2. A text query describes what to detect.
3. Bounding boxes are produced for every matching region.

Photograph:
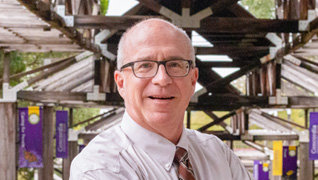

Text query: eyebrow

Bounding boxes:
[135,56,187,61]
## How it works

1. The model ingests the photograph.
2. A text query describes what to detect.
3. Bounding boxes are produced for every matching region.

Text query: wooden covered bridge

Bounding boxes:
[1,0,318,179]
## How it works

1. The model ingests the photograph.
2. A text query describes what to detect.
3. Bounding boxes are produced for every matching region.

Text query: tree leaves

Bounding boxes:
[241,0,275,19]
[100,0,109,16]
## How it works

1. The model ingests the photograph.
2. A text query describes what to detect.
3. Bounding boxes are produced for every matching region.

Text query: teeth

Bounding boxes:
[149,96,174,99]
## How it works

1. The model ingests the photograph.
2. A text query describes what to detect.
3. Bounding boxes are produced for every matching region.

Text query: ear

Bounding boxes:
[191,67,199,87]
[114,70,125,98]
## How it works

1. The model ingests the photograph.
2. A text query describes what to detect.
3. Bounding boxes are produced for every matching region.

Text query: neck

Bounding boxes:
[127,110,184,145]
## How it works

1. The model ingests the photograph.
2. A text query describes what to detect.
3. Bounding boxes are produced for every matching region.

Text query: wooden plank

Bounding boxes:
[198,111,236,132]
[27,58,76,86]
[249,110,292,131]
[17,91,87,102]
[62,141,78,180]
[195,46,269,56]
[2,52,10,83]
[190,94,268,111]
[18,0,100,53]
[199,18,299,33]
[0,56,75,84]
[227,3,255,18]
[72,15,301,33]
[204,59,262,92]
[38,105,54,180]
[137,0,162,13]
[289,96,318,108]
[282,62,318,93]
[0,103,16,180]
[261,110,306,129]
[204,131,241,140]
[299,142,314,180]
[253,134,298,141]
[282,79,313,96]
[73,15,158,29]
[209,0,239,15]
[196,59,241,94]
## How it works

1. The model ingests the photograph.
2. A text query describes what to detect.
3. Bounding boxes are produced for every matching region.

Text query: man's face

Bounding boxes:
[115,23,198,134]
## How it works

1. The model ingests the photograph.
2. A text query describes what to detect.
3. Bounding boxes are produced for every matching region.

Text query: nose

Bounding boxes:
[151,64,172,86]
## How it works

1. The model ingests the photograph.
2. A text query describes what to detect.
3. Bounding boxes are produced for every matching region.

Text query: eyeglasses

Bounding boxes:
[120,60,193,78]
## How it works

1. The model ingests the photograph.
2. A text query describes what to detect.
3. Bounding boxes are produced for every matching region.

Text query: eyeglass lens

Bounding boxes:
[133,60,190,78]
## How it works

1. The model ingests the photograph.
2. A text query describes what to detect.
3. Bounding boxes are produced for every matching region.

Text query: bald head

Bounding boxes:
[117,18,195,69]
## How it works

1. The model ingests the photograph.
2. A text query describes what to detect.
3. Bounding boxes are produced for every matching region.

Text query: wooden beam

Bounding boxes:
[71,15,301,34]
[249,110,292,132]
[38,105,54,180]
[198,111,236,132]
[199,17,299,33]
[299,142,314,180]
[204,59,262,92]
[0,56,75,84]
[289,96,318,108]
[137,0,162,13]
[204,131,241,140]
[18,0,100,53]
[261,111,306,129]
[195,46,269,56]
[27,58,75,86]
[62,141,77,180]
[189,94,268,111]
[17,91,87,102]
[209,0,239,15]
[73,15,153,29]
[0,103,16,180]
[196,59,241,94]
[282,62,318,94]
[2,52,10,83]
[252,134,298,141]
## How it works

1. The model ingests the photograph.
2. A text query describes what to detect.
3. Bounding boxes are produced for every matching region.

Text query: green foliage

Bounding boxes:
[241,0,275,19]
[0,51,76,86]
[18,168,34,180]
[72,108,101,126]
[100,0,109,16]
[0,52,26,79]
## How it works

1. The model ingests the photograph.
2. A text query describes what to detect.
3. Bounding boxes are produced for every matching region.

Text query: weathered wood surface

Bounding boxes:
[299,142,314,180]
[62,141,78,180]
[38,106,54,180]
[0,103,16,180]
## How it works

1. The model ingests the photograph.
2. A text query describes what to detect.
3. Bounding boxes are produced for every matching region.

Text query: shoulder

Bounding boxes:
[70,125,130,179]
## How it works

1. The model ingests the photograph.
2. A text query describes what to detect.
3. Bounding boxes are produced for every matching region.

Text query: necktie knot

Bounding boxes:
[174,147,188,164]
[174,147,195,180]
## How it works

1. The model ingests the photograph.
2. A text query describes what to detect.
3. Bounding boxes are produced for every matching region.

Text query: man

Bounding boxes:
[70,18,252,180]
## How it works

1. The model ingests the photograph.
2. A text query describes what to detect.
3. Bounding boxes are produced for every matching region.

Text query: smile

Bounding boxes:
[149,96,174,100]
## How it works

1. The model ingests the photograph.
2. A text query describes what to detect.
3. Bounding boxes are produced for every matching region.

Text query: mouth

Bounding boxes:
[148,96,175,100]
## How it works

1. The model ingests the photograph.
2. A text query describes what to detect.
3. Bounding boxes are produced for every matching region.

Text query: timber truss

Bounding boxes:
[1,0,318,162]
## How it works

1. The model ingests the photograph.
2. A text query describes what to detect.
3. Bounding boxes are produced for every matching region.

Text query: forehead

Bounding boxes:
[124,23,191,61]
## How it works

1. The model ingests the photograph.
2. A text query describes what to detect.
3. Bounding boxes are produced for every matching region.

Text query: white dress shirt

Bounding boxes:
[70,112,252,180]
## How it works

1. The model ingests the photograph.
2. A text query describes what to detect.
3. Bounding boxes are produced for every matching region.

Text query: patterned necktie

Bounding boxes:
[173,147,196,180]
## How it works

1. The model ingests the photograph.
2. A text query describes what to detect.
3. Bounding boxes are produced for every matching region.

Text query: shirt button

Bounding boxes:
[165,163,171,169]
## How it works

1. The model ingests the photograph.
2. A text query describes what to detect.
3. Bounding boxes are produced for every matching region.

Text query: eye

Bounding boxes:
[167,61,184,68]
[134,61,155,71]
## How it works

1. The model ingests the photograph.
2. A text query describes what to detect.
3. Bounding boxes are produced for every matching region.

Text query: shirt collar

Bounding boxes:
[120,111,189,170]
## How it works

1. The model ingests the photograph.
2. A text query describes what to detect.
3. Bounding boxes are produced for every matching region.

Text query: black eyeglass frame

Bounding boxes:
[119,60,194,78]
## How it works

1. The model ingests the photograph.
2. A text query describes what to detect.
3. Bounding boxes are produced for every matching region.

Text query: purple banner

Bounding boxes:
[282,146,297,179]
[253,160,269,180]
[79,144,86,153]
[56,111,68,158]
[19,107,43,168]
[310,112,318,160]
